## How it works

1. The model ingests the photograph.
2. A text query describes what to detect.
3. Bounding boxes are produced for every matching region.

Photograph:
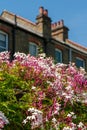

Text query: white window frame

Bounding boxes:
[29,42,38,56]
[55,48,62,63]
[0,30,8,52]
[76,57,85,68]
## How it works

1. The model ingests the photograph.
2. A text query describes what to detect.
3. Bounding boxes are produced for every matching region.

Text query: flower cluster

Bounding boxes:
[23,108,43,129]
[0,51,10,61]
[0,111,9,129]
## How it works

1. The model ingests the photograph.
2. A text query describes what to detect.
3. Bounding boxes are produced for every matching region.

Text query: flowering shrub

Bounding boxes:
[0,51,87,129]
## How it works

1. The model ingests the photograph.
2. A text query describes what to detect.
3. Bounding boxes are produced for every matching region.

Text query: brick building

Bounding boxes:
[0,7,87,70]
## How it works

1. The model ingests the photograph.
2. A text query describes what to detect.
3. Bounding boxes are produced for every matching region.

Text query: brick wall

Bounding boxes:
[0,9,87,71]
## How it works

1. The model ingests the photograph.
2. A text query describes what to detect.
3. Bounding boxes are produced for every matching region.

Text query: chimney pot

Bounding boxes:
[39,6,44,14]
[43,9,48,16]
[60,20,64,26]
[58,21,60,25]
[54,22,57,27]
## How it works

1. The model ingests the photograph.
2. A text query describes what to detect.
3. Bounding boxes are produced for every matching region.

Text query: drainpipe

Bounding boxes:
[10,15,17,61]
[69,48,72,63]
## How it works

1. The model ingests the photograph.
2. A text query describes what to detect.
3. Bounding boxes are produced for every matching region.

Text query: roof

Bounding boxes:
[0,10,87,55]
[51,37,87,54]
[0,10,43,37]
[66,39,87,54]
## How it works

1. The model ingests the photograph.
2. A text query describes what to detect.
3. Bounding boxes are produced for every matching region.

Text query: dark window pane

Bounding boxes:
[0,41,6,47]
[0,33,6,41]
[29,43,37,56]
[0,33,6,52]
[76,58,84,67]
[55,50,62,63]
[0,47,6,52]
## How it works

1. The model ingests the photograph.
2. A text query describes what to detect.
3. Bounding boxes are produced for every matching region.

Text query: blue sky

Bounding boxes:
[0,0,87,47]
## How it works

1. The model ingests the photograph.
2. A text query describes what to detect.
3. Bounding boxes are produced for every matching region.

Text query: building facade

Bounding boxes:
[0,7,87,70]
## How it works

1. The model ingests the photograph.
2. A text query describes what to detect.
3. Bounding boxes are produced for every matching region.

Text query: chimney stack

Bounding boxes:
[51,20,69,41]
[36,6,51,39]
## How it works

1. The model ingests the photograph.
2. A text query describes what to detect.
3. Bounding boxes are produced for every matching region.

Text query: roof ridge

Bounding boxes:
[1,10,36,26]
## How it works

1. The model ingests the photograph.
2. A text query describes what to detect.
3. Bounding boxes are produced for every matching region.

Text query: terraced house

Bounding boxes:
[0,7,87,70]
